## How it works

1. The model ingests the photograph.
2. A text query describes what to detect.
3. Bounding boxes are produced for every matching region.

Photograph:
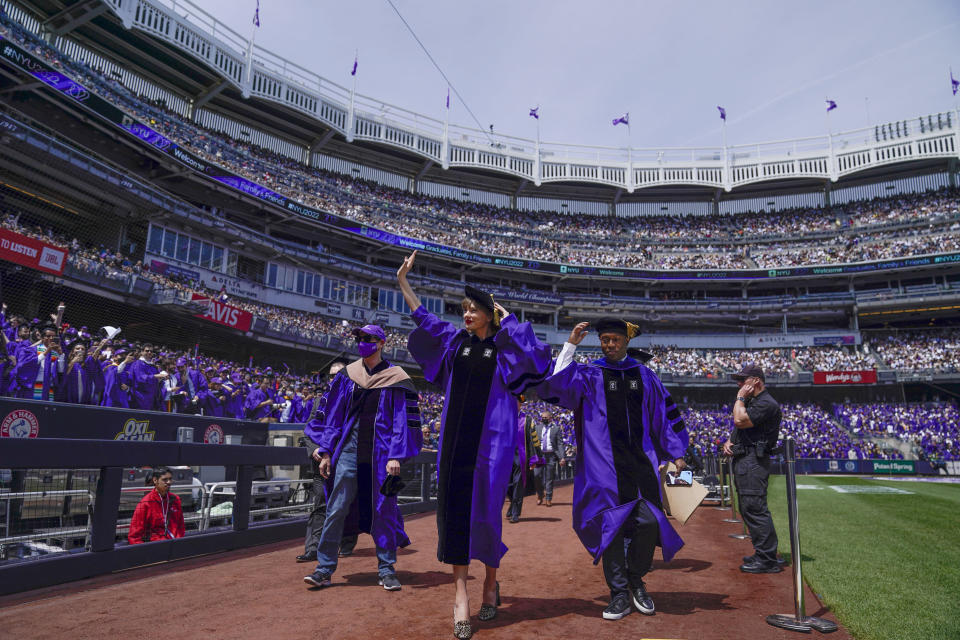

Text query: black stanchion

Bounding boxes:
[714,455,729,509]
[766,437,838,634]
[721,457,742,524]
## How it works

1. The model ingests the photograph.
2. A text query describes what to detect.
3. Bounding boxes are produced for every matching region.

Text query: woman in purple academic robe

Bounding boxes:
[56,342,91,404]
[397,251,552,638]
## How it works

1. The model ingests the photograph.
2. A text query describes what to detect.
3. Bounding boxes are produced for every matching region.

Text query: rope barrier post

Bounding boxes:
[767,437,838,634]
[714,454,728,509]
[722,457,742,524]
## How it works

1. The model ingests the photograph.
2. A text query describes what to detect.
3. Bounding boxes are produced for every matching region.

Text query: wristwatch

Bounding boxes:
[736,396,747,403]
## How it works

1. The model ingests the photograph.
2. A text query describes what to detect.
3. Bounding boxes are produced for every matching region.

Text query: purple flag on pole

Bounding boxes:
[252,0,260,27]
[826,99,837,112]
[351,54,357,77]
[529,106,539,120]
[446,87,450,109]
[717,106,726,121]
[612,113,629,126]
[952,69,959,96]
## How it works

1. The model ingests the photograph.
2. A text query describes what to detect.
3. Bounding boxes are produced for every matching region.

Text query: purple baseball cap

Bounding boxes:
[352,324,386,341]
[176,357,187,367]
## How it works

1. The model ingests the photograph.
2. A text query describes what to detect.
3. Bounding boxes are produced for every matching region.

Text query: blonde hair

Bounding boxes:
[461,298,500,328]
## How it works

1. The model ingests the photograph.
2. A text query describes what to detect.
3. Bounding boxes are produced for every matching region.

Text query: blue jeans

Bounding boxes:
[314,427,396,577]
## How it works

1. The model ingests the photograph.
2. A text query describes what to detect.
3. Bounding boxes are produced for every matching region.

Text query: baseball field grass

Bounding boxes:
[766,475,960,640]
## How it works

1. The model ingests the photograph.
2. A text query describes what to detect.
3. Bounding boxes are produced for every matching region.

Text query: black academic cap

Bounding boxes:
[464,285,495,315]
[594,317,640,340]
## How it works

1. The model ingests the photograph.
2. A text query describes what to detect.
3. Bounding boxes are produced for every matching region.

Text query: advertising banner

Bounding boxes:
[0,227,68,275]
[0,397,267,444]
[871,460,915,474]
[813,370,878,385]
[190,293,253,332]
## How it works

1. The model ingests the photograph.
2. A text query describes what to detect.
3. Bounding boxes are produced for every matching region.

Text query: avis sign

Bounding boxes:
[190,294,253,332]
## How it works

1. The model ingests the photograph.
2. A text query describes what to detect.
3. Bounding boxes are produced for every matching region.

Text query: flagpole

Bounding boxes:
[721,118,729,190]
[242,0,258,97]
[626,114,633,192]
[347,49,357,142]
[442,85,450,169]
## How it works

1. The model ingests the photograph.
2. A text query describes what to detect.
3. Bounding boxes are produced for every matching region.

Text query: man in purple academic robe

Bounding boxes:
[127,344,166,411]
[535,318,688,621]
[11,325,62,401]
[302,325,422,591]
[244,374,278,421]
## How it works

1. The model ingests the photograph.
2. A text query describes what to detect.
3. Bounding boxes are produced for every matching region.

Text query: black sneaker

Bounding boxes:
[303,570,332,587]
[602,593,632,620]
[296,552,317,563]
[630,581,655,615]
[378,574,402,591]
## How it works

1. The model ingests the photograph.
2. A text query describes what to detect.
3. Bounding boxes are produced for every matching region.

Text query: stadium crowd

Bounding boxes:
[684,404,901,460]
[865,331,960,373]
[3,15,959,273]
[835,403,959,461]
[0,14,956,465]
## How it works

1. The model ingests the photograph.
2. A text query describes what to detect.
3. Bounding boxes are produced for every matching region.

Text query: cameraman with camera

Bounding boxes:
[722,365,783,574]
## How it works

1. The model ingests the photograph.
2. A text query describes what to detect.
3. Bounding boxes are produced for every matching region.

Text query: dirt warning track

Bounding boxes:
[0,483,848,639]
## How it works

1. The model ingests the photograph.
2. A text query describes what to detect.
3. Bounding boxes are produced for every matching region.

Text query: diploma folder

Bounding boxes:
[660,462,708,526]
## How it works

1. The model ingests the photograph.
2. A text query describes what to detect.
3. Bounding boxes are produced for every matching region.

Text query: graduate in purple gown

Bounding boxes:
[101,349,132,408]
[222,373,246,419]
[195,377,227,417]
[57,342,91,404]
[244,374,278,422]
[396,251,552,638]
[127,344,167,411]
[11,325,62,401]
[301,325,422,591]
[536,319,688,621]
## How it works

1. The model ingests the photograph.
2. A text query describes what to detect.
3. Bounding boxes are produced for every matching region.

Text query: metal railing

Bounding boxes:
[94,0,960,191]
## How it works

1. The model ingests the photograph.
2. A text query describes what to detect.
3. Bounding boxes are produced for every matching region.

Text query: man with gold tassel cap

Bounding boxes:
[533,318,688,621]
[302,324,422,591]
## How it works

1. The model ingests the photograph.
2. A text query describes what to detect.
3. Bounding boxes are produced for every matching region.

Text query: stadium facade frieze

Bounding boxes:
[3,35,960,286]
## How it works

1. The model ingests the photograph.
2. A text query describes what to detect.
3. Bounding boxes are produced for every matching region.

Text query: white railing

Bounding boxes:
[101,0,960,192]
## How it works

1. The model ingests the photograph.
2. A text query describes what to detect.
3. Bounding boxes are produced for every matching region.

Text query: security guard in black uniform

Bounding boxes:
[723,365,783,574]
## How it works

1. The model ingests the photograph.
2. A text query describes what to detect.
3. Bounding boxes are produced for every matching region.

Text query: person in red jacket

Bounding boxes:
[128,467,186,544]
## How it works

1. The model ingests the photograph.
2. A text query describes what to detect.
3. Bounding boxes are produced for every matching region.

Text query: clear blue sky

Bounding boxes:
[185,0,959,150]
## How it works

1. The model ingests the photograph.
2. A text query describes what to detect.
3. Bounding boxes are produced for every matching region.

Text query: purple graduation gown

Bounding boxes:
[304,364,422,552]
[407,306,552,567]
[57,362,89,404]
[243,387,276,420]
[11,347,59,400]
[101,362,131,407]
[222,382,246,419]
[534,356,688,564]
[128,359,162,411]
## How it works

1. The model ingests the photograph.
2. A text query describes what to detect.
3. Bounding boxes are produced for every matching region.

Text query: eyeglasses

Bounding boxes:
[355,334,377,342]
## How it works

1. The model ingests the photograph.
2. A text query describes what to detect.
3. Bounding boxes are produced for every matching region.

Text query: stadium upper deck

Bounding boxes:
[8,0,959,206]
